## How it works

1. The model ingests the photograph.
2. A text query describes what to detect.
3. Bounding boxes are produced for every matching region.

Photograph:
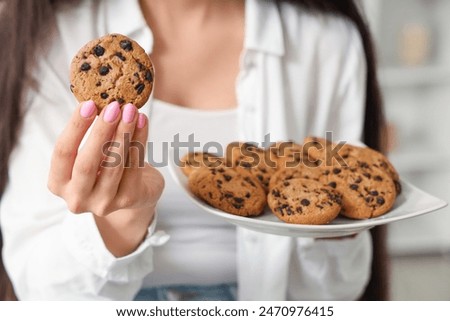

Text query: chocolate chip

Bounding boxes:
[223,174,232,182]
[233,197,244,203]
[100,93,109,99]
[95,81,101,87]
[301,199,310,206]
[328,182,337,188]
[245,192,251,198]
[224,193,233,198]
[374,175,383,182]
[323,170,330,175]
[145,70,153,82]
[135,83,145,94]
[70,84,74,93]
[363,173,371,179]
[370,190,379,196]
[241,162,252,168]
[208,192,213,199]
[233,204,242,209]
[365,197,373,203]
[333,168,341,174]
[217,168,225,173]
[115,52,126,61]
[376,197,385,205]
[117,98,125,104]
[283,181,290,187]
[93,45,105,56]
[272,189,281,197]
[120,40,133,51]
[244,177,256,187]
[80,62,91,71]
[355,177,362,184]
[217,180,223,185]
[257,175,264,182]
[296,207,303,213]
[138,62,144,71]
[99,66,110,76]
[349,184,359,190]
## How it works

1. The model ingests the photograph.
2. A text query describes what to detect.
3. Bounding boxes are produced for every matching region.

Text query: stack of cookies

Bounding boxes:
[183,137,401,225]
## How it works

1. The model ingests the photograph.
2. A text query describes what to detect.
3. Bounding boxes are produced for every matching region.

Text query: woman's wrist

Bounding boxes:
[93,206,156,257]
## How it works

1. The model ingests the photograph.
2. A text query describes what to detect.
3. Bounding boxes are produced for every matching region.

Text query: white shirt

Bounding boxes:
[143,99,238,287]
[0,0,372,300]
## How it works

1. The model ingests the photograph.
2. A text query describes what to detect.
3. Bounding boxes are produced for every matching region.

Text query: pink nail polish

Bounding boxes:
[80,100,96,118]
[122,103,136,124]
[137,113,147,129]
[103,101,120,123]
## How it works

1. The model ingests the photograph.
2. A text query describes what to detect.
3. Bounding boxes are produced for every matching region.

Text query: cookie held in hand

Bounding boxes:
[70,33,154,113]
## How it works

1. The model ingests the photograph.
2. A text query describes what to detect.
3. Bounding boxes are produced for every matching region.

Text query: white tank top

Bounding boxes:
[142,99,239,287]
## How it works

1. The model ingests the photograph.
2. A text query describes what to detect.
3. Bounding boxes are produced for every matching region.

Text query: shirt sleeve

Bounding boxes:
[0,66,166,300]
[290,17,372,300]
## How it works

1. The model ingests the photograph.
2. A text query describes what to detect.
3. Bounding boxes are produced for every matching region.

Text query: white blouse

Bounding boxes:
[0,0,372,300]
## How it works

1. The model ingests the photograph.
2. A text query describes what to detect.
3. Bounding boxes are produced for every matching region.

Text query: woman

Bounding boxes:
[0,0,388,300]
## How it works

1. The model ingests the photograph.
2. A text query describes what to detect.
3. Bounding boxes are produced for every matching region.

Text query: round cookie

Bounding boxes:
[180,152,223,177]
[188,165,266,217]
[268,179,342,225]
[70,33,154,112]
[225,142,276,193]
[303,136,401,194]
[320,165,396,219]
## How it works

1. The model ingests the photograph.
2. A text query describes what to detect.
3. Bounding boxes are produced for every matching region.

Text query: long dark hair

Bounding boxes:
[0,0,387,300]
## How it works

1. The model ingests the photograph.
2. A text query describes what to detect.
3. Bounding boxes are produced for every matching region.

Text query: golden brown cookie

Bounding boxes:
[188,165,266,216]
[303,136,401,194]
[320,165,396,219]
[225,142,276,192]
[180,152,224,177]
[268,179,342,225]
[70,34,154,113]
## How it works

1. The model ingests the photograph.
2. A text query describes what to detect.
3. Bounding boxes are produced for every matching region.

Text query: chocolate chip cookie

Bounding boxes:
[188,165,266,216]
[225,142,276,192]
[180,152,224,177]
[320,165,396,219]
[70,34,154,112]
[303,136,401,194]
[268,179,342,225]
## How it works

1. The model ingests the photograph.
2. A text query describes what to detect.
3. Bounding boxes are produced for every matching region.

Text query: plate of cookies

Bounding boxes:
[168,138,447,238]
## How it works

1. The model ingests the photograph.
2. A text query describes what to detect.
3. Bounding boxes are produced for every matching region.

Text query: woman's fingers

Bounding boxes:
[48,101,97,191]
[92,104,139,207]
[110,114,163,212]
[70,101,122,191]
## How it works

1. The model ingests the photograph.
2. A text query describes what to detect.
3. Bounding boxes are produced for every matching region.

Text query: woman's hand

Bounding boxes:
[48,100,164,256]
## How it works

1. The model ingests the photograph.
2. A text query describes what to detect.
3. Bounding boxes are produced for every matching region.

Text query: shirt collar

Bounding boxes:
[104,0,285,57]
[245,0,285,56]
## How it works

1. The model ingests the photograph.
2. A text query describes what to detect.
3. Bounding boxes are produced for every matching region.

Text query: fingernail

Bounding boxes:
[122,103,136,124]
[137,113,147,129]
[103,101,120,123]
[80,100,96,118]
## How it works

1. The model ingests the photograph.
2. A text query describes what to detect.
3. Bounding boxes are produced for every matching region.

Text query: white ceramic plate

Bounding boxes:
[168,150,447,238]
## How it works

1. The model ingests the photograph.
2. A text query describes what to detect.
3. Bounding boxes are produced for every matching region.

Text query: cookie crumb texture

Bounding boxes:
[268,179,342,225]
[70,34,154,112]
[188,166,267,217]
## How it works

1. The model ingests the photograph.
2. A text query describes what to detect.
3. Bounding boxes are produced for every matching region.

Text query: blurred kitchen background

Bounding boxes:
[361,0,450,300]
